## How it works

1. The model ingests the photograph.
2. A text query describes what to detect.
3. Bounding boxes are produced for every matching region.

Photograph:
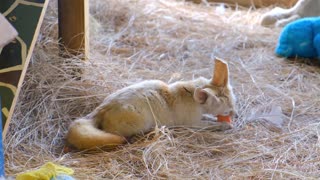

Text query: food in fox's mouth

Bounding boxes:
[217,115,231,123]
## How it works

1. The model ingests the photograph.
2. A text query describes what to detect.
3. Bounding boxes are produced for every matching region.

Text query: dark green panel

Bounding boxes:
[0,71,21,85]
[0,41,22,69]
[0,0,15,13]
[0,86,14,128]
[5,4,43,48]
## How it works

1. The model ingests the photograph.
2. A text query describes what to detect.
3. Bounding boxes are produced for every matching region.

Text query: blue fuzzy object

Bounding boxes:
[275,17,320,59]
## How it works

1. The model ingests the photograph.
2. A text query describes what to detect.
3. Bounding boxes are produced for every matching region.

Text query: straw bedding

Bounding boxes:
[4,0,320,179]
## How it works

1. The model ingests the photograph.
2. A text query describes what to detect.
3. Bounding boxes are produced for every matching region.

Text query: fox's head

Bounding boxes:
[193,58,236,117]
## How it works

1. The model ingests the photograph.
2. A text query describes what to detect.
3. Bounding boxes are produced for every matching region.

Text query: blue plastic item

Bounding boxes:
[276,17,320,60]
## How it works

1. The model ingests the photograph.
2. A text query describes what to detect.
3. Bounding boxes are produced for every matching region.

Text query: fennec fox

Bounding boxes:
[67,58,236,150]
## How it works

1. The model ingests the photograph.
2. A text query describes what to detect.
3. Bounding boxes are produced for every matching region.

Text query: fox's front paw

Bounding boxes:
[260,7,298,27]
[201,114,216,121]
[260,7,285,26]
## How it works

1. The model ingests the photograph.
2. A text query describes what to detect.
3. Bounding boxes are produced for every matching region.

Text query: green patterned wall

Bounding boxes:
[0,0,47,129]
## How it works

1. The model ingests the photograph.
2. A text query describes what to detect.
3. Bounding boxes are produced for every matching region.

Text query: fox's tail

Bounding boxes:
[67,118,126,150]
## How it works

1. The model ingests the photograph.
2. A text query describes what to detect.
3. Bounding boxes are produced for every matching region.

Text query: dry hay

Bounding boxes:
[4,0,320,179]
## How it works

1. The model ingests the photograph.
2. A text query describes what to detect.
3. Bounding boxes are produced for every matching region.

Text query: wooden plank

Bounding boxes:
[58,0,89,58]
[0,0,50,137]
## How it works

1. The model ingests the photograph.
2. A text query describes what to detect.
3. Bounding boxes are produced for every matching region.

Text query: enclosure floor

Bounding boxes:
[4,0,320,179]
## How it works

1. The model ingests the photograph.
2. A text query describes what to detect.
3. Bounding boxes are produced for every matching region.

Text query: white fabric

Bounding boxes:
[0,13,18,48]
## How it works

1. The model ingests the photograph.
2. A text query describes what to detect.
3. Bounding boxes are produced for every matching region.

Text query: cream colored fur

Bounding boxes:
[261,0,320,27]
[67,58,236,150]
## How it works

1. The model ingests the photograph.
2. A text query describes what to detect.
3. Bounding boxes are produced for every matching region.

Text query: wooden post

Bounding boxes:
[58,0,89,58]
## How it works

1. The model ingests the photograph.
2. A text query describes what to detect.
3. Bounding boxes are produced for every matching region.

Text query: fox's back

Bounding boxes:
[103,80,172,107]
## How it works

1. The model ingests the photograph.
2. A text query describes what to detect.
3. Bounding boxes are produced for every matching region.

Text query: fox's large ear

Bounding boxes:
[211,57,229,87]
[194,88,208,104]
[194,88,220,104]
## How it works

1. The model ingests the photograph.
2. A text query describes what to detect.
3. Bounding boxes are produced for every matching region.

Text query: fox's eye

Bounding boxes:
[223,111,230,116]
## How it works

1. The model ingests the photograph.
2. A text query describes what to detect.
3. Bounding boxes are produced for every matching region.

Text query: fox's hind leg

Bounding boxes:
[260,7,294,27]
[99,108,153,137]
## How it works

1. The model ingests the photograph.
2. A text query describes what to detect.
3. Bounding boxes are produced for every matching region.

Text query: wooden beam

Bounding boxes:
[58,0,89,58]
